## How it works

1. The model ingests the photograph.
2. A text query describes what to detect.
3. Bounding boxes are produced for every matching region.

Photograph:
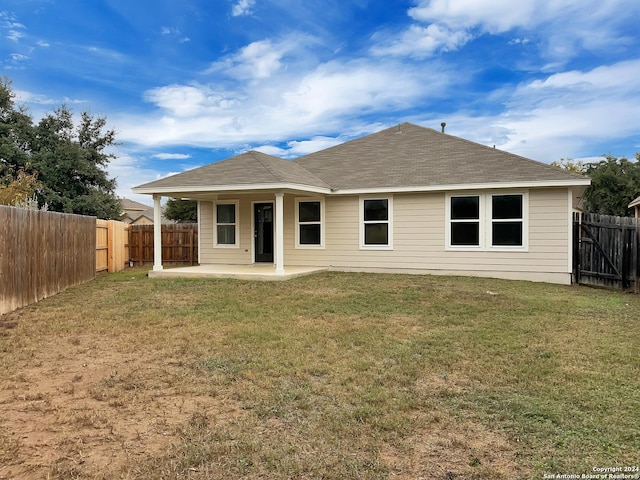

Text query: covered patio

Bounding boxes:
[147,264,327,281]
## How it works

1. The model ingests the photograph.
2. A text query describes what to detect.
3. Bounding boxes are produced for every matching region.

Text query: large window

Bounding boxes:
[450,196,480,246]
[447,193,527,250]
[491,195,523,246]
[360,196,393,249]
[296,199,323,247]
[215,201,238,247]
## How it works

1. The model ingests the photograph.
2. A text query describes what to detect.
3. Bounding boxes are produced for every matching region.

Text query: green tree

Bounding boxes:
[31,106,121,219]
[164,198,198,222]
[583,154,640,216]
[0,77,34,179]
[0,78,121,219]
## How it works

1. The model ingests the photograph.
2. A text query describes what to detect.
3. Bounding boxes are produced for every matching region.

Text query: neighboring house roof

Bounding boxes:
[120,198,152,211]
[123,207,173,224]
[133,123,590,195]
[629,196,640,208]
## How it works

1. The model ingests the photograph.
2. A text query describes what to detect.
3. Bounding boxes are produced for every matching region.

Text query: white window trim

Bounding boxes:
[445,194,485,251]
[214,200,239,248]
[359,195,393,250]
[445,192,528,252]
[295,197,325,249]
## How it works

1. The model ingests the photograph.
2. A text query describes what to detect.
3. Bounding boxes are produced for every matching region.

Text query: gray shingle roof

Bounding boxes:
[120,198,151,210]
[134,150,330,191]
[294,122,588,189]
[133,123,588,193]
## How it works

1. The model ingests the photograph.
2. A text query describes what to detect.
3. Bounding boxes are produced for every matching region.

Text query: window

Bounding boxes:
[296,199,323,247]
[215,201,238,247]
[360,196,393,249]
[450,196,480,246]
[491,195,523,246]
[446,193,527,250]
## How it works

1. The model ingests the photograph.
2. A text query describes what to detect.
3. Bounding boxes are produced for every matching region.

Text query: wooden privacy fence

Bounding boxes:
[96,219,130,273]
[129,224,198,266]
[0,205,96,315]
[573,212,639,291]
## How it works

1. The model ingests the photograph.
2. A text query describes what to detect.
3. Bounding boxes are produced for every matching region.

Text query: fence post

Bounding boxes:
[621,225,629,290]
[636,218,640,294]
[189,226,194,265]
[573,212,581,285]
[107,220,114,273]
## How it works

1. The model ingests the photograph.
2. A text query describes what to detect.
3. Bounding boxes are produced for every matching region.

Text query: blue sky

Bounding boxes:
[1,0,639,205]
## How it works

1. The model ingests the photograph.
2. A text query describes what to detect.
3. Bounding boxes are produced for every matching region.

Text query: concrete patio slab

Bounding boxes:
[147,264,328,281]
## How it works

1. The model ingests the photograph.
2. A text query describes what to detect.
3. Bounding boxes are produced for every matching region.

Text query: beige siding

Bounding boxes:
[198,188,573,284]
[284,188,572,284]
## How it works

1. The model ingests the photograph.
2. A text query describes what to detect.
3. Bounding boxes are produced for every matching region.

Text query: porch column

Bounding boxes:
[153,194,163,271]
[275,192,285,274]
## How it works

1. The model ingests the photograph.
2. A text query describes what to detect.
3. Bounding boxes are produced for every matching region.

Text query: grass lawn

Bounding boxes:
[0,270,638,479]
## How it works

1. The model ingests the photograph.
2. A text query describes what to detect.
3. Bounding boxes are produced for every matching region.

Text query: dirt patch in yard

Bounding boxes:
[0,327,528,480]
[380,419,525,480]
[377,373,526,479]
[0,332,241,479]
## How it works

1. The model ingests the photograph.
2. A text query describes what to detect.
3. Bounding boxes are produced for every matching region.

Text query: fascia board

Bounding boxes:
[132,183,333,196]
[332,179,591,195]
[133,179,591,197]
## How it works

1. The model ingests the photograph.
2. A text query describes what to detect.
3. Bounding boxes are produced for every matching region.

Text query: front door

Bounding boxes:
[254,203,274,263]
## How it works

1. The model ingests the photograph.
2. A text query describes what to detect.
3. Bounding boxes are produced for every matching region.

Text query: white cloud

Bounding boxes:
[10,53,28,62]
[525,60,640,93]
[253,136,346,158]
[372,23,471,58]
[444,60,640,161]
[373,0,639,62]
[206,35,317,81]
[143,84,237,117]
[116,55,450,148]
[408,0,539,32]
[161,26,190,43]
[14,89,87,106]
[228,39,284,79]
[36,40,50,47]
[108,150,195,203]
[84,46,127,64]
[152,153,192,160]
[280,59,436,119]
[1,11,26,41]
[109,153,160,204]
[6,29,24,41]
[231,0,255,17]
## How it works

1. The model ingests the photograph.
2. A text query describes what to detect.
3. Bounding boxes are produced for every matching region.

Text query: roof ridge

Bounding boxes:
[248,150,286,182]
[295,124,402,162]
[249,150,332,188]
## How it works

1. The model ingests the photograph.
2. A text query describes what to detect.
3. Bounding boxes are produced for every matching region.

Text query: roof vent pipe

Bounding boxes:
[441,122,446,133]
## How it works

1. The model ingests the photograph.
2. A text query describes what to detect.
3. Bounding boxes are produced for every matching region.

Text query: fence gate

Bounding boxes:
[573,212,639,291]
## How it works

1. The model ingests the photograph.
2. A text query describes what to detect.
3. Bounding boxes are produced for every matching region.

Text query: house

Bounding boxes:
[120,198,152,224]
[629,196,640,218]
[132,122,590,284]
[120,198,171,225]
